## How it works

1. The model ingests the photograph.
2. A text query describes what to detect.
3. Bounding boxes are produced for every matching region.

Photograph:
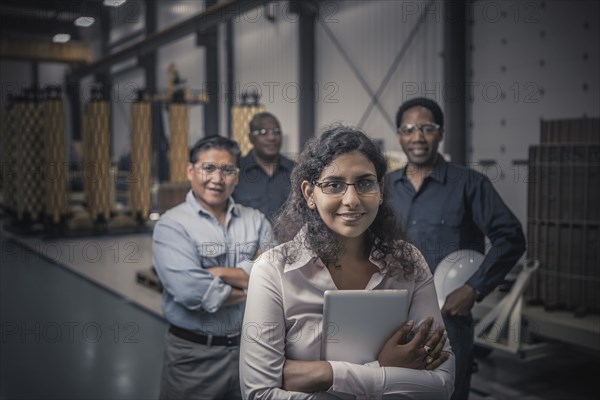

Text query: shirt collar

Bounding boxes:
[186,189,239,219]
[398,153,448,184]
[283,229,390,273]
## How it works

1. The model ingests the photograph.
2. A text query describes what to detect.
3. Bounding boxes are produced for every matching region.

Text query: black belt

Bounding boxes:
[169,324,241,347]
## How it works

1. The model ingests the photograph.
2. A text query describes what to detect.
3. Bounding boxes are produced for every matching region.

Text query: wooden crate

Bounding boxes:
[528,221,600,313]
[541,118,600,144]
[527,140,600,314]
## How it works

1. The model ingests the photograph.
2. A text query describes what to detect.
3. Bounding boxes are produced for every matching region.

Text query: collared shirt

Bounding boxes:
[233,151,295,222]
[385,155,526,300]
[240,232,454,400]
[152,190,274,335]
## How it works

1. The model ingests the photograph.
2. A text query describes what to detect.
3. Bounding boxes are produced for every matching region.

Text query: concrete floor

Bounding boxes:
[0,234,167,399]
[1,229,598,399]
[471,343,597,399]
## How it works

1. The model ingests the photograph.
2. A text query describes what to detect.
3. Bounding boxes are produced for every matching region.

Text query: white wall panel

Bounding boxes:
[316,1,445,154]
[233,1,299,155]
[111,68,145,162]
[157,35,206,144]
[156,1,208,145]
[469,0,600,230]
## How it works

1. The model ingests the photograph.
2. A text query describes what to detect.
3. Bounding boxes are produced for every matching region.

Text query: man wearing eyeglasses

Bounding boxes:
[233,112,294,222]
[385,97,525,400]
[152,135,273,400]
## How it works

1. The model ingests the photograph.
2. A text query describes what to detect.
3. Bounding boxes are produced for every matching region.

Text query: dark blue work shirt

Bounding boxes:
[233,151,294,222]
[385,155,525,300]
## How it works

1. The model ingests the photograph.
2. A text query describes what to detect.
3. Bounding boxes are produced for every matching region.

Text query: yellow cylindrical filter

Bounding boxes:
[43,98,68,224]
[168,103,189,183]
[130,101,152,220]
[83,100,111,222]
[231,104,266,156]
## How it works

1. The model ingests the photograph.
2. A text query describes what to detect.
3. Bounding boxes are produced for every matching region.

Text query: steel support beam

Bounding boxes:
[0,39,92,63]
[94,10,111,100]
[139,0,157,95]
[296,1,316,149]
[0,16,81,40]
[65,79,82,141]
[443,0,467,165]
[0,0,104,16]
[225,20,234,137]
[109,29,145,51]
[199,0,220,137]
[139,1,169,182]
[31,61,39,92]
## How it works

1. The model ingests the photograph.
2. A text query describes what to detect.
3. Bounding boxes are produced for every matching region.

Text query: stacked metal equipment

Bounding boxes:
[13,90,46,223]
[129,96,152,222]
[83,96,112,223]
[527,118,600,315]
[42,87,68,225]
[168,100,189,184]
[231,103,266,156]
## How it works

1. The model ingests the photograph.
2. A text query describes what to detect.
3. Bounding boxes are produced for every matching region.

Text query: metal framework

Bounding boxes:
[68,0,270,81]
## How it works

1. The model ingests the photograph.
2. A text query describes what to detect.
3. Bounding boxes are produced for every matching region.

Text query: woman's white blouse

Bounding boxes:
[240,236,455,400]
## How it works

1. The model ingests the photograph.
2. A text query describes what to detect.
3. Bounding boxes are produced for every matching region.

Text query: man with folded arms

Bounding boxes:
[153,135,273,400]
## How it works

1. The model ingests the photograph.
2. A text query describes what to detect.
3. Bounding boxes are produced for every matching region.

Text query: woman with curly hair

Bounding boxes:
[240,126,454,399]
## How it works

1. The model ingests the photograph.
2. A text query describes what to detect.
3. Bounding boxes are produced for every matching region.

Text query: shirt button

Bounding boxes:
[411,220,416,225]
[441,219,445,224]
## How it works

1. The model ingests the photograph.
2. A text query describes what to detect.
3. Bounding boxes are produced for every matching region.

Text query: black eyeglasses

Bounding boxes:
[250,128,282,137]
[194,162,238,176]
[314,180,380,196]
[397,123,441,137]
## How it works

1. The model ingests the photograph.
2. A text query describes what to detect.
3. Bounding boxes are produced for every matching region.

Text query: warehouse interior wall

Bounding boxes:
[0,2,599,398]
[468,0,600,231]
[233,1,300,156]
[315,1,444,155]
[1,0,599,225]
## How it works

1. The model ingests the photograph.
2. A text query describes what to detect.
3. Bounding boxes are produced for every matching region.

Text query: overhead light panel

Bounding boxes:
[103,0,127,6]
[52,34,71,43]
[75,16,95,27]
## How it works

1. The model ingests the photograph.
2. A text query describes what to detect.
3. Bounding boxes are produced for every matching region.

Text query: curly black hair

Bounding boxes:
[274,125,417,277]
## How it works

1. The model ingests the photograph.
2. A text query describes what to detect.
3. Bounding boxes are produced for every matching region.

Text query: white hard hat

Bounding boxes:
[433,250,484,309]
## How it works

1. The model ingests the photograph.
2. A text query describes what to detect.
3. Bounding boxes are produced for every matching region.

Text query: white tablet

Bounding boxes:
[321,289,409,364]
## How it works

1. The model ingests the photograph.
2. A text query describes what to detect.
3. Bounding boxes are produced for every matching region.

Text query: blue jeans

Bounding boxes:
[443,314,474,400]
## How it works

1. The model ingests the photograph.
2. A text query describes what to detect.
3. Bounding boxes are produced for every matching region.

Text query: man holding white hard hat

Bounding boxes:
[385,97,526,400]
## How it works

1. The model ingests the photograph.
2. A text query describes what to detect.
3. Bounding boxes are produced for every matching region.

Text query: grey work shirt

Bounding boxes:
[152,190,274,335]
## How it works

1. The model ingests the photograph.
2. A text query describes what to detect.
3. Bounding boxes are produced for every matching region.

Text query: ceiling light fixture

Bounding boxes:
[52,33,71,43]
[103,0,127,7]
[74,16,95,27]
